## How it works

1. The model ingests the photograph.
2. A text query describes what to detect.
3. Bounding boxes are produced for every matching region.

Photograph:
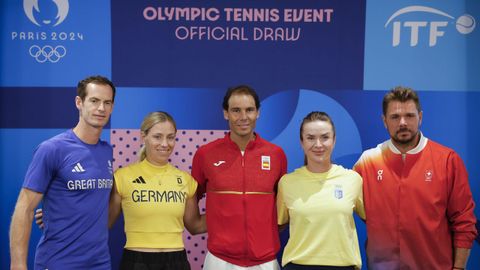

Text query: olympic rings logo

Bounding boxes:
[29,45,67,63]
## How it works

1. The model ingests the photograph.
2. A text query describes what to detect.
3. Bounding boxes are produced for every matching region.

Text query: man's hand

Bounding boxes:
[34,209,44,229]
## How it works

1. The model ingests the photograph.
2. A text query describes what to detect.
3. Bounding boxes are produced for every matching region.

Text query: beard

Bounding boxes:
[391,128,419,146]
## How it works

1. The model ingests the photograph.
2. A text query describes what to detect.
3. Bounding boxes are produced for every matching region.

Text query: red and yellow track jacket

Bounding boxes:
[192,133,287,266]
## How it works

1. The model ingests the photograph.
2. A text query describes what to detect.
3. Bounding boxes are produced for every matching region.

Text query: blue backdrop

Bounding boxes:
[1,0,479,269]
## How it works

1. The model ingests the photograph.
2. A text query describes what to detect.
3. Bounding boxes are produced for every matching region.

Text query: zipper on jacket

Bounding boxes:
[242,152,248,262]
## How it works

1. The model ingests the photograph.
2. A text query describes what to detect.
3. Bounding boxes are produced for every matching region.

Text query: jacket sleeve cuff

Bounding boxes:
[453,238,474,249]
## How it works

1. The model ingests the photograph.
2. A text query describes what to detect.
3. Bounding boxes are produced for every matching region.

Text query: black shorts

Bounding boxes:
[283,263,355,270]
[120,249,191,270]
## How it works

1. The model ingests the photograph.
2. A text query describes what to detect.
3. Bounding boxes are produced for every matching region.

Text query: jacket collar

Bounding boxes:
[224,132,261,150]
[387,131,428,155]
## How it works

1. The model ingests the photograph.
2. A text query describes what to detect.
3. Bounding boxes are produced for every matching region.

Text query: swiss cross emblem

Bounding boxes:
[425,170,433,182]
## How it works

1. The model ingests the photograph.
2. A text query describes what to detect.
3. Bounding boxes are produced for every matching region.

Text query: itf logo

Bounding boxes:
[385,6,476,47]
[11,0,84,64]
[23,0,69,27]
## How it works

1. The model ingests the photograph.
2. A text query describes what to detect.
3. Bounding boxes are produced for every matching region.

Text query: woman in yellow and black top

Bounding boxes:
[109,111,206,270]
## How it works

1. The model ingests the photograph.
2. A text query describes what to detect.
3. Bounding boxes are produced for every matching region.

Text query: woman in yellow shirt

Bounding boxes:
[276,111,365,270]
[109,111,206,270]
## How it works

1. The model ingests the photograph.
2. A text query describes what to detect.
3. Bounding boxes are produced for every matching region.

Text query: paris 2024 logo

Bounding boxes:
[23,0,69,27]
[11,0,83,63]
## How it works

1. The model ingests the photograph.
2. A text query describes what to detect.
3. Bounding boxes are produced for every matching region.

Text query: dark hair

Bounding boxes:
[77,75,116,102]
[139,111,177,161]
[300,111,336,141]
[383,86,421,116]
[222,85,260,110]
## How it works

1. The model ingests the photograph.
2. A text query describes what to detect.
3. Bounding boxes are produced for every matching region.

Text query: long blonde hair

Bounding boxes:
[138,111,177,161]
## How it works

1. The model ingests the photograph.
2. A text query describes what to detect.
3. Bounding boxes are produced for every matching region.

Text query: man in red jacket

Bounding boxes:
[354,86,477,270]
[191,85,287,270]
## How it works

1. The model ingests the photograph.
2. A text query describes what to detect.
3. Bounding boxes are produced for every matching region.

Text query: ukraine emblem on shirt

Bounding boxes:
[334,185,343,199]
[261,155,271,170]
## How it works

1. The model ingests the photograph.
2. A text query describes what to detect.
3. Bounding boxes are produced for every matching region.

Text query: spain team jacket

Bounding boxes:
[191,133,287,266]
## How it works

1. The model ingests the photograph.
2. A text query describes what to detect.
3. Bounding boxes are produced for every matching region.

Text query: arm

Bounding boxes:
[446,153,477,253]
[276,150,289,233]
[353,158,367,222]
[354,174,366,221]
[191,151,207,201]
[183,193,206,235]
[108,180,122,229]
[274,148,288,194]
[9,188,43,270]
[355,194,366,221]
[276,177,289,231]
[452,247,471,269]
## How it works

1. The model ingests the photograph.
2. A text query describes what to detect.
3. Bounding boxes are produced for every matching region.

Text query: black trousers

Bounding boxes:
[120,249,191,270]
